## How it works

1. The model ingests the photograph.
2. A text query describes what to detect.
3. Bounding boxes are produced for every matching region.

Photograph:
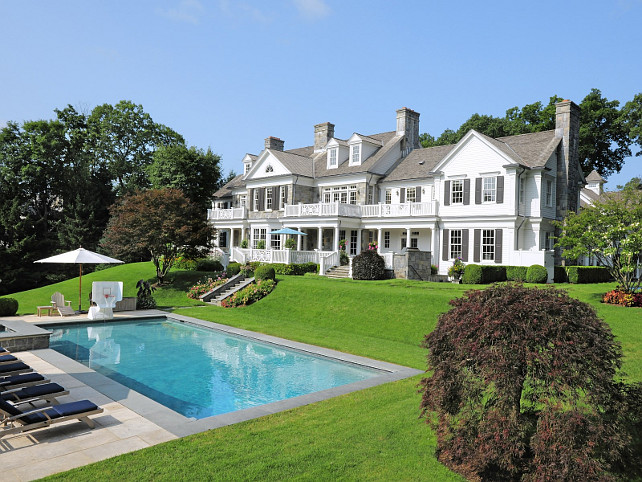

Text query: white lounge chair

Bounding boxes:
[51,292,75,316]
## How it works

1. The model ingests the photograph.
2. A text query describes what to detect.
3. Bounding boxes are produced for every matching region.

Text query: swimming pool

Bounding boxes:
[46,318,381,419]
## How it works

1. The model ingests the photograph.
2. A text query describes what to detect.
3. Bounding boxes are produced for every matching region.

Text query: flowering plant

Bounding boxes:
[187,273,228,299]
[448,258,465,278]
[602,287,642,307]
[339,239,347,250]
[221,279,276,307]
[368,241,378,251]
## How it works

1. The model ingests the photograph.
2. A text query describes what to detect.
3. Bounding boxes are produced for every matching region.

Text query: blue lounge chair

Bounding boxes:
[0,397,103,438]
[0,373,49,391]
[1,382,69,406]
[0,362,32,377]
[0,346,9,354]
[0,354,19,366]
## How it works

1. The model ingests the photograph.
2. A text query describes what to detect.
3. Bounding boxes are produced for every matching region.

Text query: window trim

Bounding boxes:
[406,187,417,203]
[451,180,464,205]
[328,148,337,167]
[482,177,496,203]
[482,229,495,261]
[265,187,273,211]
[351,144,361,165]
[450,229,462,259]
[545,179,553,207]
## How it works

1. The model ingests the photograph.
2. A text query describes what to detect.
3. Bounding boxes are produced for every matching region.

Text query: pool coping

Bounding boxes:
[35,312,423,437]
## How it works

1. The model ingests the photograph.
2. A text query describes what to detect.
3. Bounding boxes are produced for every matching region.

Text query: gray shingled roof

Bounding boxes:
[384,144,455,181]
[213,174,245,198]
[314,131,398,178]
[269,149,315,177]
[497,130,560,168]
[586,170,606,182]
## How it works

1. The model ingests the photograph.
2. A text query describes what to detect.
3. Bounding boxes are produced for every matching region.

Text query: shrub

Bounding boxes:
[195,258,223,272]
[266,263,318,276]
[256,240,266,249]
[254,265,275,282]
[419,283,642,481]
[284,238,297,249]
[462,264,482,284]
[240,264,254,277]
[447,258,465,278]
[187,274,228,299]
[174,256,198,270]
[136,279,157,310]
[554,265,568,283]
[482,265,507,283]
[602,288,642,307]
[506,266,528,281]
[0,298,18,316]
[565,266,611,284]
[352,250,386,280]
[431,264,438,275]
[227,262,241,276]
[240,239,249,248]
[339,250,349,266]
[221,279,276,308]
[526,264,548,283]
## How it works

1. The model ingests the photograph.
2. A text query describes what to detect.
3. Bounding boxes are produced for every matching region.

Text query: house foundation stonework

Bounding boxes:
[210,102,585,281]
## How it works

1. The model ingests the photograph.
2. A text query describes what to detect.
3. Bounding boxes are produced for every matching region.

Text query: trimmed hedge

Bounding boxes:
[227,262,241,276]
[526,264,548,283]
[264,263,318,276]
[565,266,611,284]
[0,298,18,316]
[254,265,276,282]
[352,250,386,280]
[462,264,482,284]
[506,266,528,282]
[196,258,223,272]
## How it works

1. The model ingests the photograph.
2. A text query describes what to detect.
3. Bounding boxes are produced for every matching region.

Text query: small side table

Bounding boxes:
[37,305,54,317]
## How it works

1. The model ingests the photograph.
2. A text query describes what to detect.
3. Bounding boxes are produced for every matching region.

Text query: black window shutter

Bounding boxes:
[462,229,469,261]
[475,178,482,204]
[275,185,281,209]
[444,181,451,206]
[416,186,422,202]
[258,188,265,211]
[248,189,254,210]
[463,179,470,205]
[495,229,503,263]
[496,176,504,204]
[400,188,406,203]
[284,185,288,205]
[473,229,481,262]
[442,229,449,261]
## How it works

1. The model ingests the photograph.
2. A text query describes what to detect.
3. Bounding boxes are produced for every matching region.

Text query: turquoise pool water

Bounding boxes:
[47,318,379,419]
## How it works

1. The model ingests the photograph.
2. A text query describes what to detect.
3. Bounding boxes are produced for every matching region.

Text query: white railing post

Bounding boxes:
[319,256,326,276]
[348,256,353,278]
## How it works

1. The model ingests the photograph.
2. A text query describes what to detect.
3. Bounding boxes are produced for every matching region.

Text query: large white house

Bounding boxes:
[209,101,584,281]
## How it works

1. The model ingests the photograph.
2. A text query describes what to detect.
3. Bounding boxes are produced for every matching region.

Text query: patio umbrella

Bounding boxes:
[269,228,307,236]
[34,247,124,312]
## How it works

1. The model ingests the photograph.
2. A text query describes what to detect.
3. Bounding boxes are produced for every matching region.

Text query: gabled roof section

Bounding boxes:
[586,170,606,182]
[213,174,244,198]
[314,131,398,178]
[384,144,455,181]
[496,130,559,168]
[349,133,384,146]
[269,149,315,177]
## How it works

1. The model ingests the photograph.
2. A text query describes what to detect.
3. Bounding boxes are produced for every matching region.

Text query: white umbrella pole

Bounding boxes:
[79,264,83,312]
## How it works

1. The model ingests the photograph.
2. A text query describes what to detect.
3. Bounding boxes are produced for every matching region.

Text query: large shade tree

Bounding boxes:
[420,283,642,481]
[555,184,642,292]
[101,188,213,284]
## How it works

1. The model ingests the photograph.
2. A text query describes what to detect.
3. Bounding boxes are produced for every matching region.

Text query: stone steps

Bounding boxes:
[325,265,351,279]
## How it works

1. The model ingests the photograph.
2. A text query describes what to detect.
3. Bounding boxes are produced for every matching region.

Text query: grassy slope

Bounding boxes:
[12,267,637,481]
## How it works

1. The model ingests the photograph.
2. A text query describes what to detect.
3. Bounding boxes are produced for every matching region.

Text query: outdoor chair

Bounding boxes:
[0,354,19,366]
[0,373,49,392]
[0,346,10,354]
[1,382,68,407]
[0,397,103,438]
[0,362,32,377]
[51,292,75,316]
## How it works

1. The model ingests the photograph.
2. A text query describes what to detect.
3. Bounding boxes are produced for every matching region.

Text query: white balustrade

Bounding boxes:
[207,207,247,220]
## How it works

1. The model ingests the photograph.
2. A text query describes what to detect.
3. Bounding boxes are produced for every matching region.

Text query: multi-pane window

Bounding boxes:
[367,187,373,205]
[385,189,392,204]
[450,230,462,259]
[350,230,358,255]
[545,180,553,207]
[482,177,496,202]
[406,187,416,203]
[329,148,337,167]
[351,144,360,164]
[244,163,250,174]
[349,185,357,204]
[253,190,260,211]
[384,231,390,249]
[411,231,419,249]
[253,228,266,248]
[239,195,247,208]
[279,186,286,209]
[451,180,463,204]
[323,190,331,203]
[265,187,273,210]
[482,229,495,260]
[271,234,281,250]
[401,236,407,249]
[544,232,554,250]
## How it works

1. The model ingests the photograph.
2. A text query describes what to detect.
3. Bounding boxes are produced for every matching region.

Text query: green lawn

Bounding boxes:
[5,264,638,481]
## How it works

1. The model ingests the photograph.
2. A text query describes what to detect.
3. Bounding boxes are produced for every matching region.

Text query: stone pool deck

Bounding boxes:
[1,310,422,480]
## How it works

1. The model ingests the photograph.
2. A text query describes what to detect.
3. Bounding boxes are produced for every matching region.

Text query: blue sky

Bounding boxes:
[1,0,640,189]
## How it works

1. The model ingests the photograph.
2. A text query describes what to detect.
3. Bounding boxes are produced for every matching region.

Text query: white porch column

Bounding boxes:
[431,226,440,266]
[230,228,235,249]
[356,229,362,254]
[318,227,323,250]
[297,227,302,251]
[377,228,383,253]
[406,227,411,248]
[241,227,246,244]
[334,226,340,251]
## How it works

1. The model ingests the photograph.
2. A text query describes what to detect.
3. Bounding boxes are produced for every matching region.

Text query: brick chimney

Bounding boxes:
[264,136,284,151]
[554,100,581,218]
[396,107,421,152]
[314,122,335,152]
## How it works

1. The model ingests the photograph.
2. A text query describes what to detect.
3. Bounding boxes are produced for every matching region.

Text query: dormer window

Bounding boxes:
[351,144,360,165]
[244,163,250,174]
[328,148,337,167]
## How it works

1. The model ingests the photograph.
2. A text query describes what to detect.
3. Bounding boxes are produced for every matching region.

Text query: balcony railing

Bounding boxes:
[207,207,246,220]
[361,201,436,217]
[284,202,361,218]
